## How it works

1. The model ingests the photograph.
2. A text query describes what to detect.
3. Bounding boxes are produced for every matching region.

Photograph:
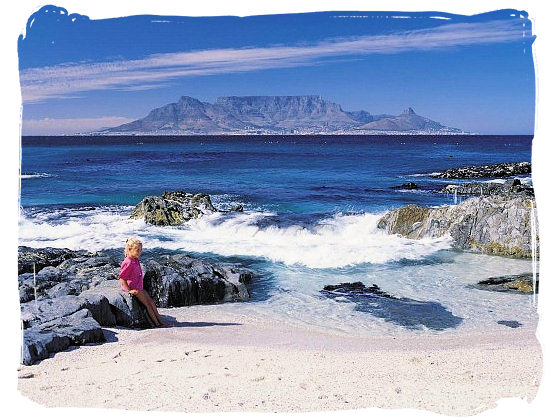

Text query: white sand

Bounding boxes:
[17,304,543,415]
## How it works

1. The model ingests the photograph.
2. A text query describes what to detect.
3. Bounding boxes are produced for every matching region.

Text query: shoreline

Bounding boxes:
[17,304,543,415]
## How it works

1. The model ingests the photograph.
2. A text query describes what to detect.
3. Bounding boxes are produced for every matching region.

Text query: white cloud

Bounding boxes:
[20,19,531,103]
[22,116,134,135]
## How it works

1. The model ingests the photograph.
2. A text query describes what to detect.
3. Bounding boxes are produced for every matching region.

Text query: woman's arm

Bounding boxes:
[120,277,138,295]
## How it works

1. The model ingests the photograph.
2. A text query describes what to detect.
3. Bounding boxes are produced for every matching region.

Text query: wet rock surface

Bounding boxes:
[432,161,531,179]
[377,196,537,258]
[390,182,420,190]
[497,320,523,328]
[18,246,254,364]
[130,190,243,225]
[144,254,252,307]
[321,282,463,331]
[441,178,534,198]
[473,273,538,294]
[18,246,92,274]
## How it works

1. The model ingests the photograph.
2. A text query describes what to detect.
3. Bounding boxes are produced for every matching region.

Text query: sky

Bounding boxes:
[18,6,536,135]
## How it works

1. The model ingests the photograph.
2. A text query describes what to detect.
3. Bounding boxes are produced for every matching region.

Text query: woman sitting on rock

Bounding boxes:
[120,238,168,327]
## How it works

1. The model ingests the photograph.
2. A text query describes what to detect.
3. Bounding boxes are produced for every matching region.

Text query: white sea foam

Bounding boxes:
[481,176,532,184]
[20,172,53,179]
[18,207,452,269]
[409,172,442,177]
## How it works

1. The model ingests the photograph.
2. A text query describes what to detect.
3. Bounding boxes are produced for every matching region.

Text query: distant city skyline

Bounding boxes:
[18,6,535,135]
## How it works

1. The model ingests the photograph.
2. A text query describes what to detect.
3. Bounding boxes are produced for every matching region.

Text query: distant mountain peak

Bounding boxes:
[101,95,464,135]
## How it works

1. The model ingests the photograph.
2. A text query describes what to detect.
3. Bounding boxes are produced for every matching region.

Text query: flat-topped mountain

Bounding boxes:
[102,95,464,135]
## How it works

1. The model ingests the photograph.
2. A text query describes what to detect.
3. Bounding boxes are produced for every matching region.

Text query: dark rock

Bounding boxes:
[321,282,462,331]
[143,254,253,307]
[497,320,523,328]
[322,282,395,299]
[20,295,89,328]
[18,246,255,364]
[474,273,538,294]
[432,162,530,179]
[130,191,244,226]
[18,246,92,274]
[81,281,154,328]
[21,309,105,365]
[441,179,534,198]
[18,254,120,303]
[78,292,117,326]
[390,182,420,190]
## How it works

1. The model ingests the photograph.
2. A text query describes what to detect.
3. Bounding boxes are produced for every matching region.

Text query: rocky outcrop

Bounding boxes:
[320,282,462,331]
[144,254,253,307]
[474,273,538,294]
[390,182,420,190]
[432,162,530,179]
[22,309,105,366]
[377,196,537,258]
[18,246,92,274]
[441,178,533,198]
[129,190,243,226]
[18,246,254,364]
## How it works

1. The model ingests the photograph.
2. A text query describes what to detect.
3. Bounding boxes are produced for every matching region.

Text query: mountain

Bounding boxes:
[101,96,464,135]
[358,108,448,131]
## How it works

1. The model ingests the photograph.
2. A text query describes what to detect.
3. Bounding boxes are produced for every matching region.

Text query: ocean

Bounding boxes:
[19,135,537,336]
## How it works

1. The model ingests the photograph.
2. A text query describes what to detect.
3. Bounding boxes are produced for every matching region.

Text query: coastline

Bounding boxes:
[17,303,542,415]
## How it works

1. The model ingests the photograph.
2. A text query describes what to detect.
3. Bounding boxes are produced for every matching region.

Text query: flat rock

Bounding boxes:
[432,162,530,179]
[18,246,92,274]
[390,182,420,190]
[474,273,538,294]
[22,309,104,365]
[441,178,533,198]
[321,282,462,331]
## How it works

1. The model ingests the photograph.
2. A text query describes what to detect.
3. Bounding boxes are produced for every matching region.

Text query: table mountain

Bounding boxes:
[102,95,464,135]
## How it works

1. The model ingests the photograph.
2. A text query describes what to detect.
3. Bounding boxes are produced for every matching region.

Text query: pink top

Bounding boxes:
[119,256,143,292]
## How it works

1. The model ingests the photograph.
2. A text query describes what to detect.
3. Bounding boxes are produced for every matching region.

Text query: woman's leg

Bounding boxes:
[142,290,165,323]
[134,290,162,326]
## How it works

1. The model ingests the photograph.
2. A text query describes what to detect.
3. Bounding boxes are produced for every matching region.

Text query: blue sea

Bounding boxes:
[19,135,538,336]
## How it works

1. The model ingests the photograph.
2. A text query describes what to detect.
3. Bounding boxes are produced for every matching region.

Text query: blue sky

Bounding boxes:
[18,6,535,134]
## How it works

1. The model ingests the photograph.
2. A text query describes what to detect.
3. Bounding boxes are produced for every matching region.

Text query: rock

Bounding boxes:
[130,191,244,225]
[143,254,253,307]
[322,282,395,298]
[18,254,120,303]
[81,281,154,328]
[18,246,92,274]
[432,162,530,179]
[21,309,105,365]
[497,320,523,328]
[441,179,534,198]
[321,282,462,331]
[390,182,420,190]
[474,273,538,294]
[20,295,90,328]
[377,196,537,258]
[18,247,255,364]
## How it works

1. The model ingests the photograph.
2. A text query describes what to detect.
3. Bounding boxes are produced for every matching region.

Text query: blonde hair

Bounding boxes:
[124,237,143,258]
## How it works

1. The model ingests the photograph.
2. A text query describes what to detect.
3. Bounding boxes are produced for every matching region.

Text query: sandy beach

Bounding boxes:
[17,304,543,416]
